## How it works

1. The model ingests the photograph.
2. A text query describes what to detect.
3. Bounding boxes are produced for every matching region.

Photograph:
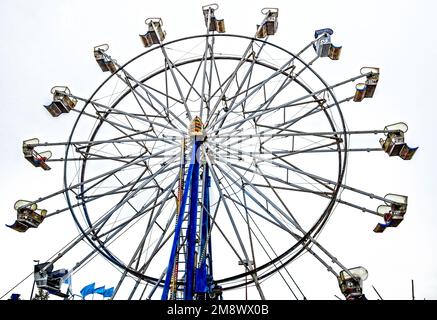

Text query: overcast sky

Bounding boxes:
[1,0,436,300]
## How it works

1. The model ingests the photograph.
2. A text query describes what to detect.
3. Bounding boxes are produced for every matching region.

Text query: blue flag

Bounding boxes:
[10,293,21,301]
[103,287,114,298]
[80,282,95,298]
[94,286,106,295]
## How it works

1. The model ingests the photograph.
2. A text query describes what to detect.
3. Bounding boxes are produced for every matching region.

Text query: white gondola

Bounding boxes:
[202,3,225,33]
[6,200,47,233]
[337,266,368,300]
[353,67,380,102]
[379,122,418,160]
[374,194,408,233]
[140,18,166,48]
[22,138,52,170]
[44,86,77,117]
[313,28,342,60]
[34,262,70,298]
[94,44,117,73]
[256,8,278,38]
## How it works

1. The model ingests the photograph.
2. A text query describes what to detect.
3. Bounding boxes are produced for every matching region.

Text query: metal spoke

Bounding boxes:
[207,142,333,193]
[207,41,325,132]
[118,71,188,130]
[208,141,395,206]
[199,32,213,119]
[208,158,344,285]
[91,154,179,234]
[208,72,371,135]
[150,26,193,121]
[209,156,301,232]
[98,50,188,130]
[208,163,266,299]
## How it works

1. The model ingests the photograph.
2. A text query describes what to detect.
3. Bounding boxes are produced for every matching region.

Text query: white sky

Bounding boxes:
[1,0,436,300]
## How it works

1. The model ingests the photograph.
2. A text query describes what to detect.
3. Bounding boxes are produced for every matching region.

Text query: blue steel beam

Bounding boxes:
[184,140,201,299]
[195,164,211,295]
[162,138,214,300]
[161,144,196,300]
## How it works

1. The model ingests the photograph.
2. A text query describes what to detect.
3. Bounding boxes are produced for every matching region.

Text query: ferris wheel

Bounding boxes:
[4,4,418,301]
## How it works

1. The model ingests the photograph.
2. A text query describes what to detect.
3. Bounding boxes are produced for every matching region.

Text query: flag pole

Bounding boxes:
[412,279,415,300]
[372,285,383,300]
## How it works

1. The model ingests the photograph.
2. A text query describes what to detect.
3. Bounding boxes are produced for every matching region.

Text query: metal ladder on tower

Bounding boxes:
[195,164,204,260]
[169,138,187,300]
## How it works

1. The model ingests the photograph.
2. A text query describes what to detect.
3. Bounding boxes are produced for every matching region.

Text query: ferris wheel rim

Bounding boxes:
[62,33,349,289]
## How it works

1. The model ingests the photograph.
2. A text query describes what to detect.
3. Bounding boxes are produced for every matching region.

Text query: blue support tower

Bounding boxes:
[161,117,215,300]
[195,164,211,296]
[160,145,195,300]
[184,139,201,300]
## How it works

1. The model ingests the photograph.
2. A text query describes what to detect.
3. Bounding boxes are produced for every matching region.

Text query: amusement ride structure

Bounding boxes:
[4,4,418,300]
